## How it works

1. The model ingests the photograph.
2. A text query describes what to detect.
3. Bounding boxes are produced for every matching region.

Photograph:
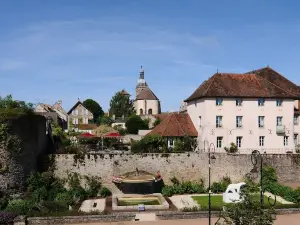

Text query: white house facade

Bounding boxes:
[185,67,300,154]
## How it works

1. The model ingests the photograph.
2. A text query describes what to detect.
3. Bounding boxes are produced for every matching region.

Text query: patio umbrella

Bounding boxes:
[104,132,121,138]
[77,132,96,138]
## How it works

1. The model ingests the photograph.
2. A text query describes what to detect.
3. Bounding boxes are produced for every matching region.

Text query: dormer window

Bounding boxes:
[258,98,265,106]
[276,99,283,107]
[236,98,243,106]
[216,98,223,106]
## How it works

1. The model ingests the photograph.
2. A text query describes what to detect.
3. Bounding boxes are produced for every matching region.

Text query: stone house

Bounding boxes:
[185,66,300,154]
[67,100,94,129]
[34,100,68,130]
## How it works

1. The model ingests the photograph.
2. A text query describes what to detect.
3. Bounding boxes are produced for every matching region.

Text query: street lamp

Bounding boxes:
[250,150,276,214]
[208,143,216,225]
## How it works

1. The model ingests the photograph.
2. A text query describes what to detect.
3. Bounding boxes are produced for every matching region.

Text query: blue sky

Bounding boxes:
[1,0,300,112]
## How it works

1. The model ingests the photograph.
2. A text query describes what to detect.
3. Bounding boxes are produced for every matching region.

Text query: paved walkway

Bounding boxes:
[264,192,294,204]
[71,213,300,225]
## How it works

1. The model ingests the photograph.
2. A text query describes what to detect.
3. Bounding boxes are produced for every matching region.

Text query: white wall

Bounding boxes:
[135,99,160,115]
[187,98,296,153]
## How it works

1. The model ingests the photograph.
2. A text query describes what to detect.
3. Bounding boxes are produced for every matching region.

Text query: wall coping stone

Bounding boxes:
[19,208,300,224]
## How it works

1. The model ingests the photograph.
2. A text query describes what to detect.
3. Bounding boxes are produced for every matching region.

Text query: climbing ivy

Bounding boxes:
[0,95,34,156]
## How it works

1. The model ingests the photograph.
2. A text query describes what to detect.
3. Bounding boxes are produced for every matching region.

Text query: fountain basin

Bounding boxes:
[112,193,169,211]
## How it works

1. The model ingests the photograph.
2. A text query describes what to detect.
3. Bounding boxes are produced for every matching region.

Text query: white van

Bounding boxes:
[223,182,247,203]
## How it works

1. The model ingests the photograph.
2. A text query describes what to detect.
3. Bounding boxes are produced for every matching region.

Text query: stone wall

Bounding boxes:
[53,153,300,194]
[0,115,51,191]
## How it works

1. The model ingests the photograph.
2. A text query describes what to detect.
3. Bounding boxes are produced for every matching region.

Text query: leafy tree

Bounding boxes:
[0,95,33,115]
[109,91,135,118]
[98,115,114,125]
[125,115,149,134]
[153,118,161,128]
[82,99,104,122]
[216,189,275,225]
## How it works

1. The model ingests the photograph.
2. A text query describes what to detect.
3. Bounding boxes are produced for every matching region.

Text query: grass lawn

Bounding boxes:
[192,195,281,210]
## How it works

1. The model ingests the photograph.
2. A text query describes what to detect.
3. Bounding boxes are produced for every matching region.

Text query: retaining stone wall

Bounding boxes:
[53,153,300,194]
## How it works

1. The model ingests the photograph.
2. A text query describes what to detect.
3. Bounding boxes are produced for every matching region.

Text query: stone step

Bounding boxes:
[134,213,157,221]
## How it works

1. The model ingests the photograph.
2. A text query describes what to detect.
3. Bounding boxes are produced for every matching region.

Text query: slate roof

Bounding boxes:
[67,101,92,115]
[147,113,197,137]
[136,87,159,100]
[185,71,299,102]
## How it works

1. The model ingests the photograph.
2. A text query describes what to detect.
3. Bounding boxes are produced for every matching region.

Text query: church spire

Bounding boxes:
[139,65,144,79]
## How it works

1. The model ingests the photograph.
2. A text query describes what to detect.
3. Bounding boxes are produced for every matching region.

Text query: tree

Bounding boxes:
[125,115,149,134]
[82,99,104,123]
[216,189,275,225]
[153,118,161,128]
[109,91,135,118]
[98,115,114,126]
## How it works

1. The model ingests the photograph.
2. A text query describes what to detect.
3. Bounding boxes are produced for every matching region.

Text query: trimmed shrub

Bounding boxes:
[6,199,33,215]
[100,187,112,198]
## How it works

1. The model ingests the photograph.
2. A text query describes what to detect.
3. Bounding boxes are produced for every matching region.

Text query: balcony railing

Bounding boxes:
[276,125,285,134]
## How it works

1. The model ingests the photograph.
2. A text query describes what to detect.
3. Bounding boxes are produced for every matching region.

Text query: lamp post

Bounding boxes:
[208,143,216,225]
[250,150,276,214]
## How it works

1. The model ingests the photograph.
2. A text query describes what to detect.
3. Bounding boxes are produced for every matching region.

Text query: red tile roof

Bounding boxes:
[246,67,300,97]
[153,113,170,121]
[185,72,298,102]
[147,113,197,137]
[136,87,159,100]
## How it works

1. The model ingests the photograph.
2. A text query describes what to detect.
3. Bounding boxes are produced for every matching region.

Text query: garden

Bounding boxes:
[0,172,111,218]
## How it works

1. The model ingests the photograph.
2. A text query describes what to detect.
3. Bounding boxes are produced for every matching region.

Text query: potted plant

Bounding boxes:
[224,143,238,154]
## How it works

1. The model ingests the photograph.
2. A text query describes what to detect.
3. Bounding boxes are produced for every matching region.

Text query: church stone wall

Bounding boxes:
[135,100,160,115]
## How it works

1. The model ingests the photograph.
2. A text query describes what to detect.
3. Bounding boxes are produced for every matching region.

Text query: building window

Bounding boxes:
[236,98,243,106]
[216,98,223,106]
[258,116,265,128]
[217,137,223,148]
[216,116,223,128]
[277,116,283,126]
[284,136,289,146]
[259,136,265,147]
[236,136,242,148]
[148,108,153,115]
[140,109,143,115]
[294,134,298,146]
[236,116,243,128]
[294,115,299,125]
[168,137,174,147]
[198,116,202,127]
[276,99,283,106]
[258,98,265,106]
